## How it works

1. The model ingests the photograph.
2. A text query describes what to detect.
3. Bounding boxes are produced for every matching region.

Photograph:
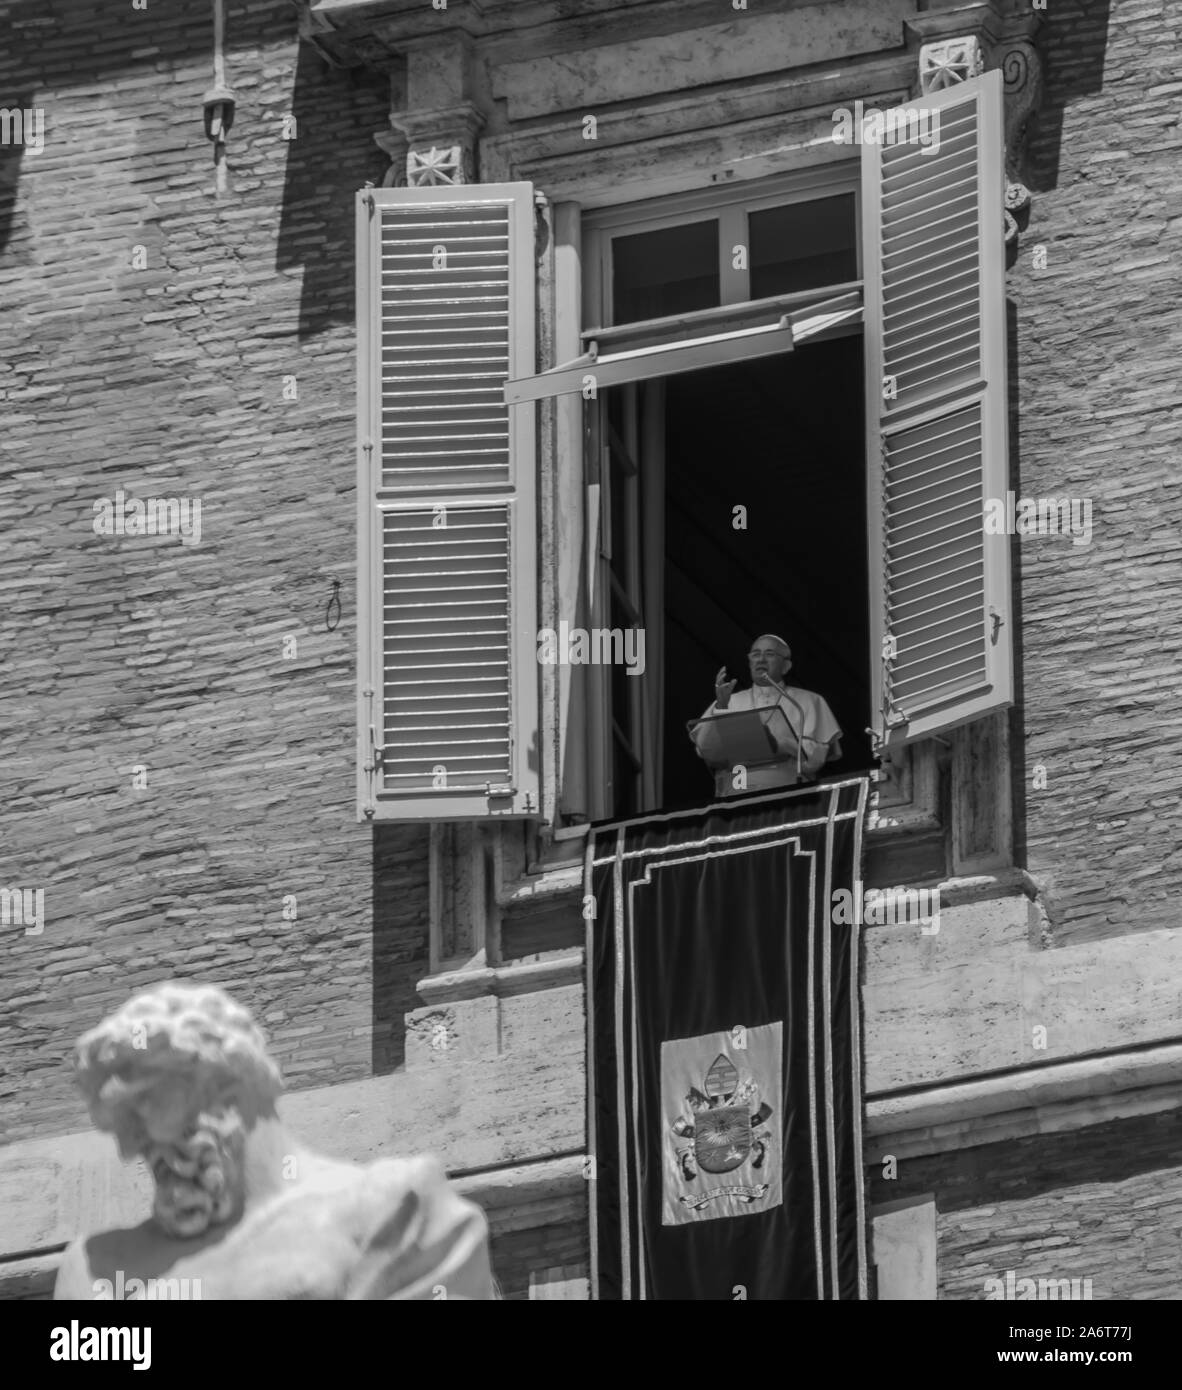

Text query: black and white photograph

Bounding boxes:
[0,0,1176,1351]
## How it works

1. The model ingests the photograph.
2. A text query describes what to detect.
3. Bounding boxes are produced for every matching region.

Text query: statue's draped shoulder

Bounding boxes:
[345,1155,495,1301]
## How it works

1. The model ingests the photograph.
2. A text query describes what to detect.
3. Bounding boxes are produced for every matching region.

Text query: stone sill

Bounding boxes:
[931,867,1036,908]
[854,866,1037,909]
[0,1250,57,1300]
[503,859,584,903]
[452,1152,585,1212]
[417,952,583,1005]
[866,1041,1182,1159]
[495,858,1036,910]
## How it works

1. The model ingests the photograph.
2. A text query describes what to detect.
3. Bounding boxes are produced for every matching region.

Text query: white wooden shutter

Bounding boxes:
[357,184,539,820]
[862,70,1013,750]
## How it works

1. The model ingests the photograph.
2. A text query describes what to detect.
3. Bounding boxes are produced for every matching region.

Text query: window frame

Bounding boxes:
[584,162,864,330]
[558,78,1012,828]
[577,167,868,822]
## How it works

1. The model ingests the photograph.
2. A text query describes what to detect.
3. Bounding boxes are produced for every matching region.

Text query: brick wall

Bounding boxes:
[869,1110,1182,1300]
[1009,0,1182,945]
[0,0,427,1141]
[492,1220,589,1300]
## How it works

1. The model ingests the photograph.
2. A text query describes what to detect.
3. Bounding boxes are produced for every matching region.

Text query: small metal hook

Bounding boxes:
[325,579,342,632]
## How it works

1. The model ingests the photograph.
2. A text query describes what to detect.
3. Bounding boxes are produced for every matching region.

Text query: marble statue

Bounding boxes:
[53,982,495,1299]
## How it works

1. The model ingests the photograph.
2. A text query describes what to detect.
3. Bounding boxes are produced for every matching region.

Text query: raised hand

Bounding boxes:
[714,666,738,709]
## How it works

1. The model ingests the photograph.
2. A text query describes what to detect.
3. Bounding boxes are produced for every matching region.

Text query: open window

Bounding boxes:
[506,71,1012,823]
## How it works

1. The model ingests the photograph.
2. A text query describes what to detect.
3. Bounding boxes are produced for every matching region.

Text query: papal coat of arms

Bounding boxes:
[659,1028,778,1223]
[673,1053,773,1178]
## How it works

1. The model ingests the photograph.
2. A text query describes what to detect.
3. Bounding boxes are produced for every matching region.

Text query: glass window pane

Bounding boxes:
[748,194,857,299]
[612,220,719,324]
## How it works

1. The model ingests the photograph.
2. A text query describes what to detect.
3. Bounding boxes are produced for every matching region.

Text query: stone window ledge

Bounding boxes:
[866,1042,1182,1160]
[417,952,583,1005]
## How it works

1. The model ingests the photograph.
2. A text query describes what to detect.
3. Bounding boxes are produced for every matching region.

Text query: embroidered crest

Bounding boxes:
[661,1025,783,1224]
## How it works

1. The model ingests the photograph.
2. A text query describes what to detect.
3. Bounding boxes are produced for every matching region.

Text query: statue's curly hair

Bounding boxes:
[73,982,284,1158]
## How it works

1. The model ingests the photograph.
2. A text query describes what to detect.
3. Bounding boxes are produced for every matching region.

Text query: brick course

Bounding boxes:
[1008,0,1182,945]
[0,0,420,1141]
[492,1220,589,1301]
[869,1111,1182,1300]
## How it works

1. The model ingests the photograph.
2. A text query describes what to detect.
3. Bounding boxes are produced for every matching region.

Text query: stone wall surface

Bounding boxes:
[0,0,415,1142]
[1009,0,1182,946]
[864,897,1182,1093]
[869,1110,1182,1300]
[1,0,1181,1305]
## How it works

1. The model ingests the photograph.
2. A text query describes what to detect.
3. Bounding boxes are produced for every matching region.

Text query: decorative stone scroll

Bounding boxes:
[999,36,1043,250]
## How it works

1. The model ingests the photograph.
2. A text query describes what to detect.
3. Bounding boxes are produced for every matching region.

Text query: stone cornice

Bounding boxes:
[315,0,1043,249]
[867,1043,1182,1160]
[301,0,1038,67]
[302,0,838,66]
[451,1151,584,1201]
[903,0,1021,52]
[415,952,583,1004]
[480,49,917,180]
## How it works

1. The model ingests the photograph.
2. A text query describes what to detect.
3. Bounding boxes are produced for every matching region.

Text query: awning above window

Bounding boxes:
[504,287,862,405]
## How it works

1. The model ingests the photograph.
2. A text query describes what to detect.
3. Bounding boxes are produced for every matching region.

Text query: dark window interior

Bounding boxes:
[604,334,871,817]
[663,338,871,810]
[612,219,720,324]
[748,193,858,299]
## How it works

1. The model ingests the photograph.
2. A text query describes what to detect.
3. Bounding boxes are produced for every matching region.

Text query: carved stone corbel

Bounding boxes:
[998,35,1043,253]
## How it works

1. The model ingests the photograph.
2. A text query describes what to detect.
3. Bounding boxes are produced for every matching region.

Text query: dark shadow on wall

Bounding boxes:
[0,92,34,259]
[0,0,388,314]
[1005,298,1028,871]
[1004,4,1112,870]
[868,1106,1182,1214]
[371,823,432,1074]
[1022,0,1113,195]
[276,36,390,340]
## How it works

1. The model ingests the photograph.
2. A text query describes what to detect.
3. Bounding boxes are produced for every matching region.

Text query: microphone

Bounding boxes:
[754,673,807,781]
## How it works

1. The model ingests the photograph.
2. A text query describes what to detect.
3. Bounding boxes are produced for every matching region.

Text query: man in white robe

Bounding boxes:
[693,633,842,795]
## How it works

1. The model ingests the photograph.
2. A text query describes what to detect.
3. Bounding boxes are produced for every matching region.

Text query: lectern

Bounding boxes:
[687,704,802,780]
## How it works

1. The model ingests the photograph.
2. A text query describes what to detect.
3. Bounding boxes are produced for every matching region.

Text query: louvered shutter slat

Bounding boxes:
[881,269,977,323]
[382,501,512,789]
[358,184,539,820]
[863,72,1013,747]
[379,202,514,493]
